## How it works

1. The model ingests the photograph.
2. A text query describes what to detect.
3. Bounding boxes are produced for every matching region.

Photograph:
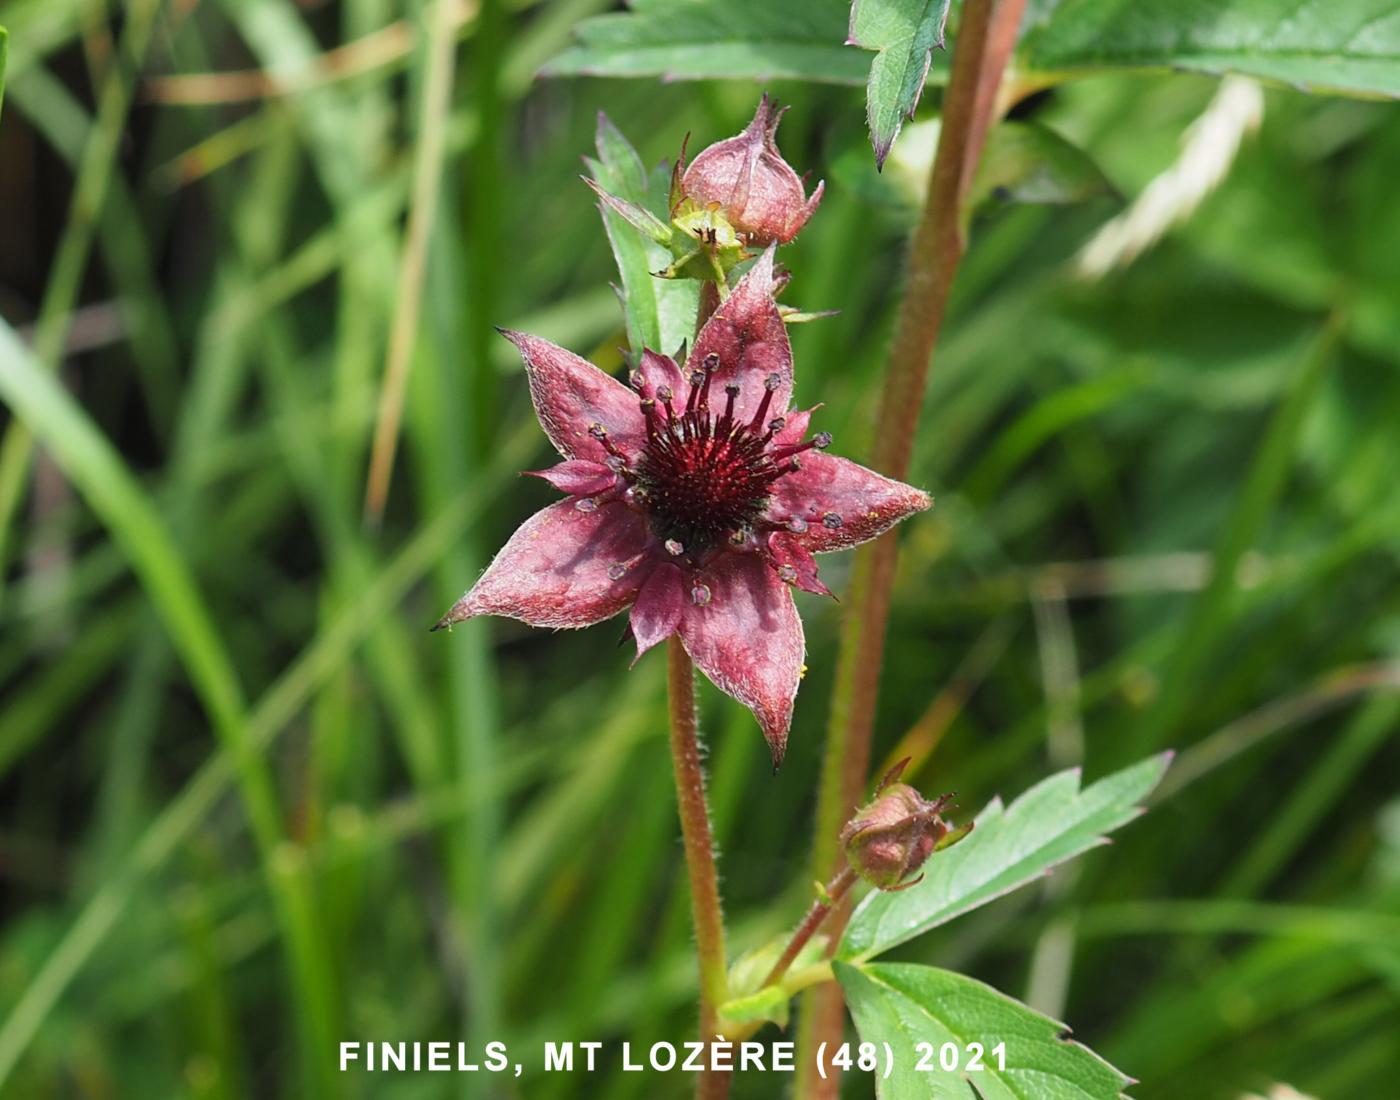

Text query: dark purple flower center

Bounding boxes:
[589,353,829,561]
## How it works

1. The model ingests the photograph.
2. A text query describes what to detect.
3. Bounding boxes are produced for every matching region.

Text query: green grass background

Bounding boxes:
[0,2,1397,1098]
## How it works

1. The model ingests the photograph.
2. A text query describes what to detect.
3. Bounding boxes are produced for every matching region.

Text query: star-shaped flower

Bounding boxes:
[436,249,930,766]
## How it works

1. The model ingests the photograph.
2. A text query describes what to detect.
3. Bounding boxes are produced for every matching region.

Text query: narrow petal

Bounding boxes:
[436,500,650,630]
[690,247,793,424]
[768,453,931,553]
[773,406,813,446]
[630,562,685,662]
[636,348,686,400]
[679,553,804,768]
[768,533,832,598]
[524,459,616,497]
[501,330,645,461]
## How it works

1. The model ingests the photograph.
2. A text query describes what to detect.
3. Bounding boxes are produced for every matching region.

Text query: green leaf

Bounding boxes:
[845,117,1117,214]
[849,0,952,166]
[584,114,698,360]
[544,0,868,84]
[1023,0,1400,98]
[721,929,831,1028]
[0,26,8,120]
[840,753,1171,960]
[0,319,248,747]
[836,961,1133,1098]
[970,118,1119,209]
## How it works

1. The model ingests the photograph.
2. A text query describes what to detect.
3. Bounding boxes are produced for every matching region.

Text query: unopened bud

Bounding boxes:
[678,95,824,246]
[839,759,970,891]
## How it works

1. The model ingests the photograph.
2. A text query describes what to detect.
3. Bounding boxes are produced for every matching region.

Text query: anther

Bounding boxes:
[576,497,598,513]
[813,431,832,449]
[703,353,720,373]
[665,538,686,556]
[777,564,798,584]
[822,512,843,530]
[691,582,712,607]
[629,370,645,390]
[686,371,705,413]
[764,372,781,391]
[588,423,608,440]
[607,564,627,580]
[787,517,808,534]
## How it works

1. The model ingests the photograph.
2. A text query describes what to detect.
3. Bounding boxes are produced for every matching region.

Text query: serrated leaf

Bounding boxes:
[544,0,867,84]
[840,753,1170,960]
[836,961,1133,1099]
[849,0,952,166]
[1022,0,1400,98]
[586,114,699,361]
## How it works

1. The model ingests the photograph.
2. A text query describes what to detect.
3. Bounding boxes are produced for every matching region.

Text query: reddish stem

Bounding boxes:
[761,867,858,990]
[666,637,731,1100]
[798,0,1029,1094]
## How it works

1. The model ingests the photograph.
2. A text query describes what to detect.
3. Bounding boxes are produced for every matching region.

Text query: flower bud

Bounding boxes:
[677,94,824,246]
[839,760,970,891]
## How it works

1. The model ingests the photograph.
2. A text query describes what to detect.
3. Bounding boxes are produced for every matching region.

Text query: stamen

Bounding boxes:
[777,564,798,584]
[607,564,627,580]
[629,369,645,390]
[691,582,712,607]
[664,538,686,556]
[656,385,676,424]
[822,512,843,530]
[769,432,830,462]
[747,373,782,432]
[720,383,740,432]
[683,370,702,414]
[576,498,598,513]
[787,516,808,534]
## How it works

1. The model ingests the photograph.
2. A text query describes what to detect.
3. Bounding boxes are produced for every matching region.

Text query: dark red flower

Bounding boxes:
[436,250,929,766]
[677,95,824,246]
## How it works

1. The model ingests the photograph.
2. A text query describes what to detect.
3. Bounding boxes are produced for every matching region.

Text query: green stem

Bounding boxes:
[666,637,731,1100]
[798,0,1029,1092]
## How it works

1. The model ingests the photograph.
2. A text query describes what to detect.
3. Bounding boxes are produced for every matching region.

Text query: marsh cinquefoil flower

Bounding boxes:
[436,251,929,766]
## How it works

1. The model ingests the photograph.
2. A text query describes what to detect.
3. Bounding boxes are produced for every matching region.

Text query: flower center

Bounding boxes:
[594,354,829,560]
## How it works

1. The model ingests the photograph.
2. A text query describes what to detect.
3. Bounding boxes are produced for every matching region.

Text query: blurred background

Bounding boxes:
[1,2,1399,1098]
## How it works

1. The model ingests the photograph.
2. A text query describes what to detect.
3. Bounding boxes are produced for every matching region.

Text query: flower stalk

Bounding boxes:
[761,866,857,991]
[667,636,732,1100]
[799,0,1030,1091]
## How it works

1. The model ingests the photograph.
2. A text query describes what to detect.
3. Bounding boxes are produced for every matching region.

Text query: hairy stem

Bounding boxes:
[798,0,1029,1092]
[762,867,858,990]
[666,637,731,1100]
